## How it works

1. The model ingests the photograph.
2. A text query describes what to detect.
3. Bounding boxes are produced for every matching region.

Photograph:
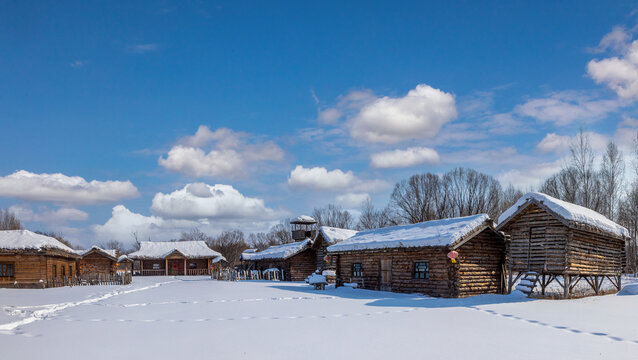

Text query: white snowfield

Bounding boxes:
[128,240,222,259]
[2,277,638,359]
[498,192,629,238]
[328,214,490,252]
[241,239,311,260]
[0,230,75,254]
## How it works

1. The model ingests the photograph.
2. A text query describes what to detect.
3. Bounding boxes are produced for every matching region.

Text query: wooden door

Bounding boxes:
[380,259,392,291]
[169,260,181,275]
[528,227,545,271]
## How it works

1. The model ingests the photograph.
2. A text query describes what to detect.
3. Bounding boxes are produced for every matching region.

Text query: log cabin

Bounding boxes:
[76,246,119,276]
[327,215,505,298]
[312,226,358,280]
[497,192,629,298]
[0,230,80,288]
[128,241,224,276]
[241,239,315,281]
[116,255,134,275]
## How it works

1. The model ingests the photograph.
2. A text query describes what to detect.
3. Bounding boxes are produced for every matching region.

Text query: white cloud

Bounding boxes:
[150,183,280,220]
[317,108,342,125]
[70,60,85,68]
[287,165,388,192]
[159,126,285,178]
[370,147,440,169]
[514,91,621,126]
[0,170,139,205]
[587,28,638,100]
[335,193,371,208]
[130,43,160,53]
[349,84,457,143]
[536,133,572,154]
[497,160,564,190]
[9,204,89,223]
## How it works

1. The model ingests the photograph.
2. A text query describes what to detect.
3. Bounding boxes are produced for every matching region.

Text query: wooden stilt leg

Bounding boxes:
[563,273,570,299]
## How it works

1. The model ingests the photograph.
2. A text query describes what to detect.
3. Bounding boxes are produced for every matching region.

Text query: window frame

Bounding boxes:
[352,263,363,278]
[413,261,429,280]
[0,262,14,277]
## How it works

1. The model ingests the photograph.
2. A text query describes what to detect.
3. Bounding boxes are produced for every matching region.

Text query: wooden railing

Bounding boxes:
[186,268,210,276]
[45,273,132,288]
[140,269,166,276]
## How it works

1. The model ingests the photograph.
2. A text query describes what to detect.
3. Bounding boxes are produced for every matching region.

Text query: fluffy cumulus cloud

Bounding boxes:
[9,204,89,223]
[0,170,139,205]
[588,27,638,100]
[150,183,280,220]
[349,84,457,143]
[159,126,285,178]
[370,147,440,169]
[514,91,621,126]
[288,165,388,192]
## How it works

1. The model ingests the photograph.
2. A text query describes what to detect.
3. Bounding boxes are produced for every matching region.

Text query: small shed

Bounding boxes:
[77,246,119,276]
[312,226,358,273]
[327,215,505,298]
[128,241,223,276]
[497,192,628,298]
[241,239,315,281]
[116,255,134,275]
[0,230,80,288]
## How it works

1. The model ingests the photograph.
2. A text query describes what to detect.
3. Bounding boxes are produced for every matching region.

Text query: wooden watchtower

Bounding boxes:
[290,215,317,242]
[497,192,628,298]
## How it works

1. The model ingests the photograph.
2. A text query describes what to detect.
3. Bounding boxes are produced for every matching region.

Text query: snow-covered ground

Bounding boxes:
[2,276,638,359]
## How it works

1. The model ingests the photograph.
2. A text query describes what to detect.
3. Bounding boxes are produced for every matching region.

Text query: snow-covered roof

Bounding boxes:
[241,239,311,261]
[291,215,316,224]
[118,254,133,263]
[497,192,629,238]
[128,241,222,259]
[77,246,118,260]
[242,248,258,253]
[212,255,226,264]
[0,230,77,256]
[327,214,493,252]
[315,226,358,245]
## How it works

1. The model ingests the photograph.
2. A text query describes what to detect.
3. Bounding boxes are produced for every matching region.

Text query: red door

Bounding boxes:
[169,261,181,275]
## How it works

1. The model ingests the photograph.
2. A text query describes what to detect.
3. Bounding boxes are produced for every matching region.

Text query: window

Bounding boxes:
[413,261,429,279]
[61,265,66,277]
[69,265,72,277]
[352,263,363,277]
[53,265,57,278]
[152,263,160,270]
[0,263,14,277]
[189,262,197,269]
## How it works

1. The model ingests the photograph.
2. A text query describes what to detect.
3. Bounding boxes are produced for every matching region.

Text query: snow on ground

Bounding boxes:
[1,276,638,359]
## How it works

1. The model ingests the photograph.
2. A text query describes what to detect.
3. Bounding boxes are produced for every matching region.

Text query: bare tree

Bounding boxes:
[441,167,502,219]
[390,173,444,224]
[268,220,294,244]
[100,240,126,254]
[570,129,599,209]
[618,182,638,274]
[179,228,210,242]
[600,141,624,220]
[209,230,249,267]
[499,185,524,215]
[312,204,355,229]
[357,199,395,230]
[130,231,142,252]
[0,209,22,230]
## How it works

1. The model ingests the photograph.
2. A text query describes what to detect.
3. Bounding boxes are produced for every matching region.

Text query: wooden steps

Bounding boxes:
[515,271,539,296]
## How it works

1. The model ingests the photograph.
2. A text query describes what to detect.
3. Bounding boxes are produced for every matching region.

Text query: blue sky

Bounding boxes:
[1,1,638,248]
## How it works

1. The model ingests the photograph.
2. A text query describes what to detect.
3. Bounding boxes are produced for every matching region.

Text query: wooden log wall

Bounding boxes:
[566,229,624,275]
[287,249,316,281]
[78,253,114,275]
[334,247,455,297]
[0,252,78,288]
[456,229,505,297]
[501,204,568,273]
[313,236,337,272]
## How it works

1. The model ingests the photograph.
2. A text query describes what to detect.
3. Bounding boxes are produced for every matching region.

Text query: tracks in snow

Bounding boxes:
[0,280,177,334]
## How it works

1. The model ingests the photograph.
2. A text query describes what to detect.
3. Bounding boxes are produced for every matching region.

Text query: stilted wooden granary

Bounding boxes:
[128,241,224,276]
[0,230,80,288]
[241,239,315,281]
[327,215,505,298]
[497,192,629,298]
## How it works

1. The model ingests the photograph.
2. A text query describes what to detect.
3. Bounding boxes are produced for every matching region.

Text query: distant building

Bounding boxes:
[0,230,80,288]
[128,241,224,276]
[241,240,315,281]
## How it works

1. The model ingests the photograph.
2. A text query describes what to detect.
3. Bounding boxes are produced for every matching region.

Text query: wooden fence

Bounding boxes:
[47,273,132,288]
[212,268,283,281]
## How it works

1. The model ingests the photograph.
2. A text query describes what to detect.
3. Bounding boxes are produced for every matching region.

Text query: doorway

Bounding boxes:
[380,259,392,291]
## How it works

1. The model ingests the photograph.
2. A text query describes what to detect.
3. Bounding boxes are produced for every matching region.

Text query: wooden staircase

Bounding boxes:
[515,271,539,296]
